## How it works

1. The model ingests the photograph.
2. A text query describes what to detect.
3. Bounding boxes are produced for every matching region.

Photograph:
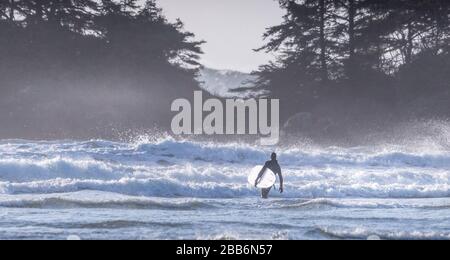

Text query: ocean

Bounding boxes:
[1,137,450,240]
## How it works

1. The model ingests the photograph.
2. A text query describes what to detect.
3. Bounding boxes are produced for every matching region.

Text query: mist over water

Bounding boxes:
[1,119,450,198]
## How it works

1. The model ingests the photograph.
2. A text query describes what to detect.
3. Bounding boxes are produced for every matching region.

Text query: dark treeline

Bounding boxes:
[0,0,203,139]
[254,0,450,139]
[1,0,449,141]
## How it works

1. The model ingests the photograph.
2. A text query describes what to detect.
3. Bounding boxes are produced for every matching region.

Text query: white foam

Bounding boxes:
[0,191,214,209]
[0,138,450,198]
[318,227,450,240]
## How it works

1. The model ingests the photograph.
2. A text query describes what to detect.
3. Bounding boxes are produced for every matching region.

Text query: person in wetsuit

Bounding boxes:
[255,152,283,199]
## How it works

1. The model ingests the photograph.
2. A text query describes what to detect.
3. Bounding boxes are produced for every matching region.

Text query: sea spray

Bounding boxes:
[0,138,450,198]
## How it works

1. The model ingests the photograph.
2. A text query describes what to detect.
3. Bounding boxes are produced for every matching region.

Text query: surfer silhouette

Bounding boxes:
[255,152,283,199]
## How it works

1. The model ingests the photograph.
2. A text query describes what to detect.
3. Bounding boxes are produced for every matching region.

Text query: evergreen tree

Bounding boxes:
[254,0,338,118]
[0,0,205,138]
[255,0,450,124]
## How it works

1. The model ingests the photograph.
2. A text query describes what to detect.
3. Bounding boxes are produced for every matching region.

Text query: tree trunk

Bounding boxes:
[347,0,356,79]
[348,0,356,62]
[34,1,43,23]
[405,21,413,64]
[9,0,14,21]
[434,19,441,54]
[48,1,57,23]
[319,0,328,81]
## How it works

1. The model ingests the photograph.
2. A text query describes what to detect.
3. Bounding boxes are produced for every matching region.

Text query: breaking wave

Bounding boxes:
[1,136,450,199]
[316,227,450,240]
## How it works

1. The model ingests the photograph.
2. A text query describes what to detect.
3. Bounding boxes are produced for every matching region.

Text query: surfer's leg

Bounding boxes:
[261,187,272,199]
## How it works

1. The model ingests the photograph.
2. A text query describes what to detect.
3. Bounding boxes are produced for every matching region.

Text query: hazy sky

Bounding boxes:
[155,0,284,73]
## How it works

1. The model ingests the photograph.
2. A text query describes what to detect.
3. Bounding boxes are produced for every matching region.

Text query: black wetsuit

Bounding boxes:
[258,159,282,199]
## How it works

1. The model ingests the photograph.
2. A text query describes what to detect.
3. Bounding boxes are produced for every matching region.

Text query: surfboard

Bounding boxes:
[248,166,277,189]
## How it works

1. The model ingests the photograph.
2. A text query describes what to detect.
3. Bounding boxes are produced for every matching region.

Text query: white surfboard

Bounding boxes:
[248,166,277,189]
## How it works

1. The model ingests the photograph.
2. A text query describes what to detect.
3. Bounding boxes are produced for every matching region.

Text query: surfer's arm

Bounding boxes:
[276,164,283,193]
[278,171,284,193]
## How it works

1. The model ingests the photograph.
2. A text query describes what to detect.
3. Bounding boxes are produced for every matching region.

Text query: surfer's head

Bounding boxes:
[271,152,277,161]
